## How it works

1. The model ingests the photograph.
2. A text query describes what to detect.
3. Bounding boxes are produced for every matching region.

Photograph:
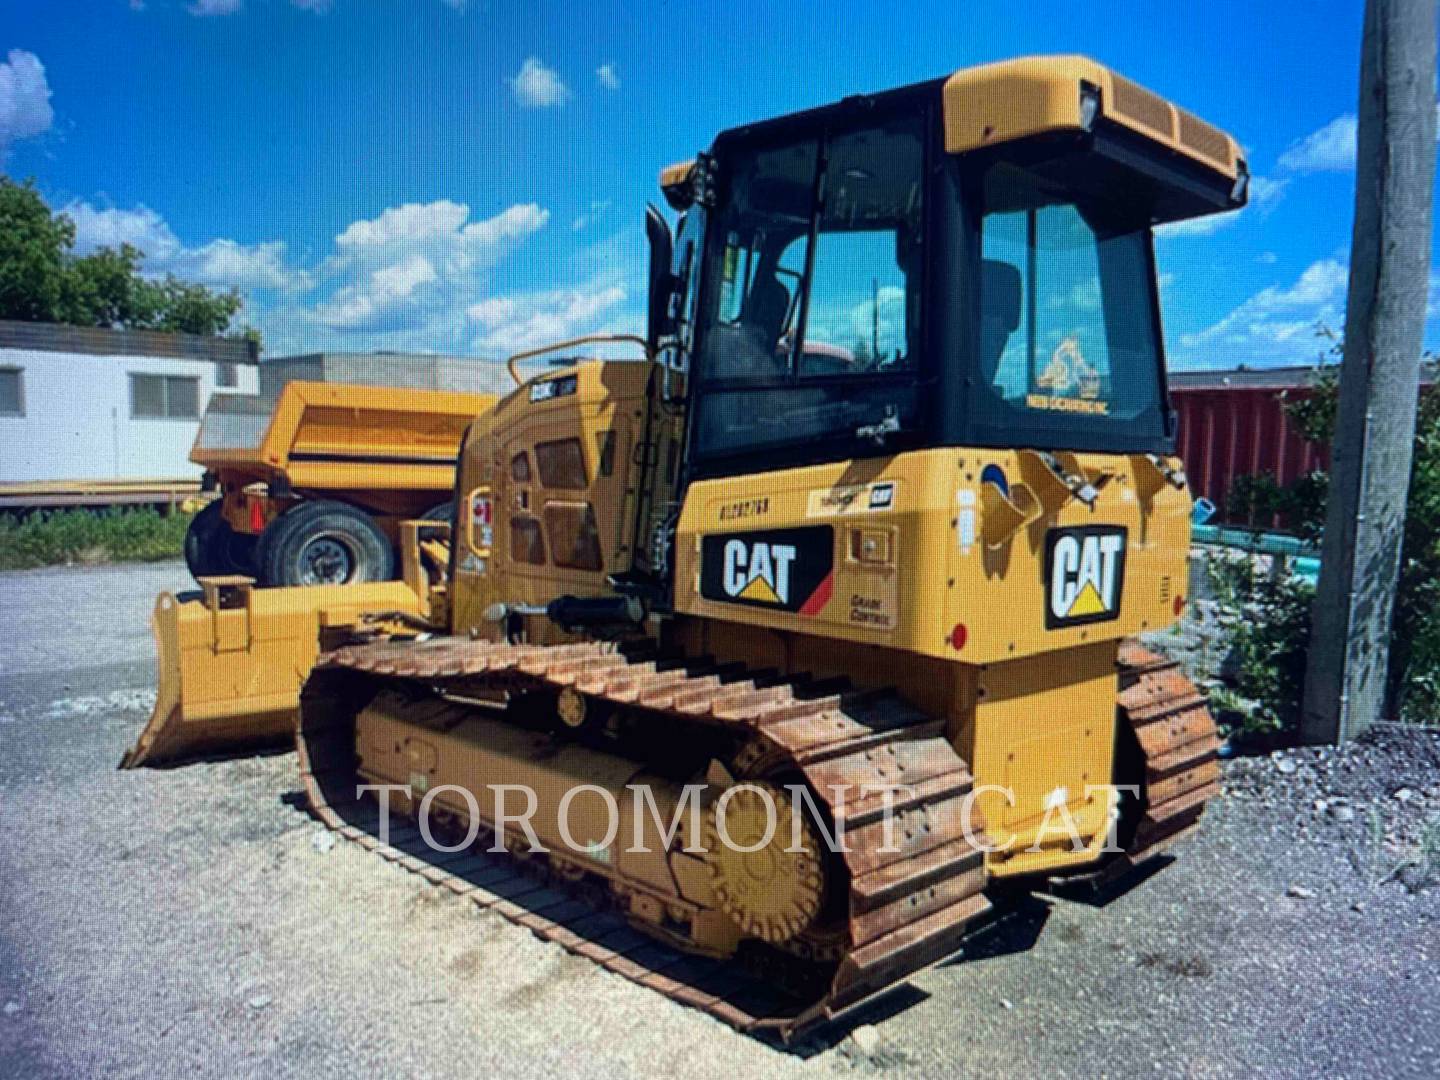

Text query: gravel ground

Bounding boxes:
[1,561,1437,1079]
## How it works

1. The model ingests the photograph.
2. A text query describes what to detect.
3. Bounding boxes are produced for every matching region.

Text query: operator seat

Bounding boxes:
[707,273,793,382]
[743,273,792,352]
[978,259,1022,385]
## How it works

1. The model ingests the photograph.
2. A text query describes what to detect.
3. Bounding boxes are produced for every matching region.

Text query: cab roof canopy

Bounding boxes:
[659,55,1246,224]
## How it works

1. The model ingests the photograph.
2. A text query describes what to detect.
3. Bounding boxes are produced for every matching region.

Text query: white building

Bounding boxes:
[256,351,513,398]
[0,324,516,489]
[0,320,259,484]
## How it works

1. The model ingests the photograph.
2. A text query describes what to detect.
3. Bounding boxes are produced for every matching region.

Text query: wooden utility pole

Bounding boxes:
[1302,0,1437,743]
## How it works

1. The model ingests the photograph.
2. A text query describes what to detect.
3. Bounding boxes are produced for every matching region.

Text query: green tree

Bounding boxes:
[0,177,73,322]
[146,276,243,337]
[0,176,254,343]
[61,243,153,328]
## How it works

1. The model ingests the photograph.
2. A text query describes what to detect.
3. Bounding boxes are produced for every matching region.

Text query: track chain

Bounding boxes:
[1112,641,1222,871]
[297,636,992,1038]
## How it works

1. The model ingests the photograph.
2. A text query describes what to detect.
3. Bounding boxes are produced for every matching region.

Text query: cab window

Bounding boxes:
[978,163,1160,422]
[801,229,912,376]
[693,112,924,463]
[703,139,816,384]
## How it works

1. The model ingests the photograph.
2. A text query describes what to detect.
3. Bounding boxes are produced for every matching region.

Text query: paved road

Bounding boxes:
[0,561,1435,1078]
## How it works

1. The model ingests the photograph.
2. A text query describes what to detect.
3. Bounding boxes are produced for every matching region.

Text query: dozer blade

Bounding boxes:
[121,576,428,769]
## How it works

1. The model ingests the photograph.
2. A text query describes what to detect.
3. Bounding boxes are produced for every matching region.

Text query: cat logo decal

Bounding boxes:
[722,539,796,604]
[701,526,834,616]
[1045,526,1127,628]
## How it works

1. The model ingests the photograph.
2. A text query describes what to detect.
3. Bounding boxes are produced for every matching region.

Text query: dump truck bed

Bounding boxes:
[191,380,495,494]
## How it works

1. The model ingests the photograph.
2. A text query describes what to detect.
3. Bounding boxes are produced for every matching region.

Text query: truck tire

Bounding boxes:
[184,501,257,582]
[256,501,394,587]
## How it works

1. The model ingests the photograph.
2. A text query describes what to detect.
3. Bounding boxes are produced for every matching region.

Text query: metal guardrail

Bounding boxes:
[1192,523,1321,587]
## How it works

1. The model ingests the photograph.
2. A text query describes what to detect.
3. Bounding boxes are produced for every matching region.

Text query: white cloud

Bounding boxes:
[336,200,547,255]
[0,50,54,155]
[373,256,437,296]
[64,201,302,292]
[510,57,569,108]
[65,202,175,256]
[460,202,549,247]
[336,200,471,248]
[54,188,636,358]
[467,283,628,349]
[1257,251,1278,265]
[188,0,455,13]
[257,198,563,350]
[1157,271,1176,310]
[238,199,545,340]
[317,254,438,330]
[1278,115,1357,172]
[1177,258,1349,365]
[569,200,611,232]
[596,63,619,91]
[330,199,548,294]
[174,239,298,291]
[1278,107,1440,173]
[467,297,517,327]
[1156,176,1288,240]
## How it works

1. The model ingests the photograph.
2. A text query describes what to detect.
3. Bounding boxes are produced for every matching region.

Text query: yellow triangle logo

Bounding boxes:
[1067,580,1108,617]
[739,575,781,604]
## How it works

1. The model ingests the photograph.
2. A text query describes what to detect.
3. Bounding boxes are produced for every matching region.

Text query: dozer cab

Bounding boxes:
[124,56,1239,1036]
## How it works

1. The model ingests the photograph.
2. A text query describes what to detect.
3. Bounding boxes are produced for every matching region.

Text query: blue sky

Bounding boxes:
[2,0,1435,368]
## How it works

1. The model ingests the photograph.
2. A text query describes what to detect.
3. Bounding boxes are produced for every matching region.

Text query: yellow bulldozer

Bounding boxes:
[123,56,1237,1037]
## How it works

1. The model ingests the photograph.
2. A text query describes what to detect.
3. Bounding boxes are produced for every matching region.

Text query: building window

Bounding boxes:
[216,362,238,388]
[0,367,23,417]
[131,374,200,419]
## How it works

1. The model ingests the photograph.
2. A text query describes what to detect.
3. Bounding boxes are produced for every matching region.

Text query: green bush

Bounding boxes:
[0,508,191,570]
[1219,352,1440,723]
[1206,552,1315,736]
[1225,470,1328,540]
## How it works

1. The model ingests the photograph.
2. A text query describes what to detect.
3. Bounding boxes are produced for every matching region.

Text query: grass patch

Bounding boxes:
[0,508,192,570]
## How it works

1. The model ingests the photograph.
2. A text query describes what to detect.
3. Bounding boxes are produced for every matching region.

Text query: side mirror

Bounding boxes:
[645,203,676,356]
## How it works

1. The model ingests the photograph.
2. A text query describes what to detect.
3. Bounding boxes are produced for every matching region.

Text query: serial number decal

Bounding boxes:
[718,497,770,522]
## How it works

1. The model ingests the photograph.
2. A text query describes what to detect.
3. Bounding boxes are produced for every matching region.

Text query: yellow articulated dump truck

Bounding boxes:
[126,56,1236,1037]
[185,380,496,586]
